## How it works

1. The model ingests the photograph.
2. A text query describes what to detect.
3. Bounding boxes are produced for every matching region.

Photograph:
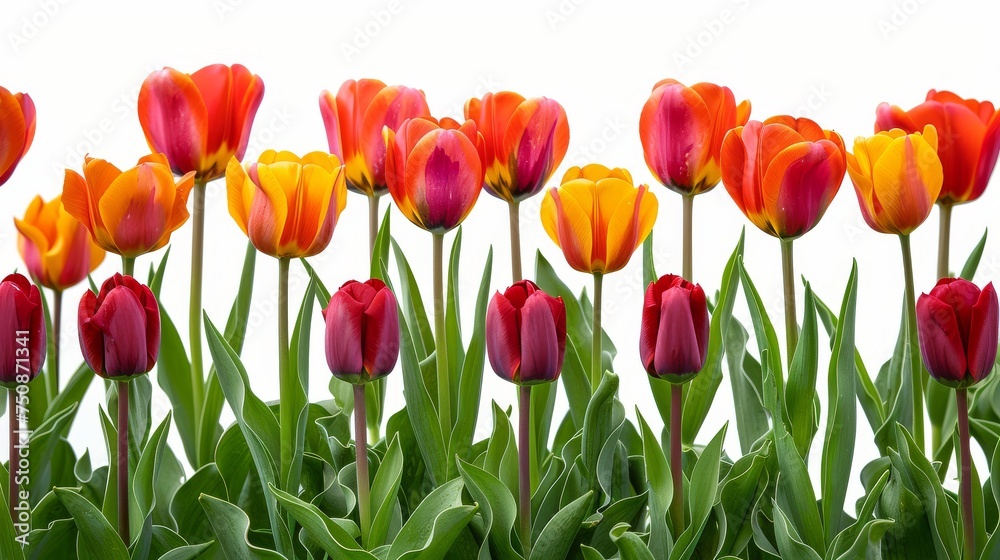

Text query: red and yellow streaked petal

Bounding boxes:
[404,129,483,232]
[541,186,594,273]
[359,85,430,193]
[762,140,845,238]
[137,68,208,175]
[639,82,713,193]
[604,184,657,273]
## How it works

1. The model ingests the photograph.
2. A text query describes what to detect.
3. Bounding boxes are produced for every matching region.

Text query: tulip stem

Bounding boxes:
[518,384,532,557]
[509,201,523,282]
[189,181,207,456]
[354,383,371,548]
[368,194,379,261]
[9,388,18,526]
[121,257,135,277]
[591,272,604,390]
[670,383,684,534]
[277,257,292,488]
[957,387,974,559]
[433,234,452,436]
[682,194,693,281]
[899,234,924,452]
[937,202,953,279]
[117,380,129,544]
[780,239,798,367]
[49,290,62,399]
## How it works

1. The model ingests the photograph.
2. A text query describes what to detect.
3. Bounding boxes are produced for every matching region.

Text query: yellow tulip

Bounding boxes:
[14,194,105,291]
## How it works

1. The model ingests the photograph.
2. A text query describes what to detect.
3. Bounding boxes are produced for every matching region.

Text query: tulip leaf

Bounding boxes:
[581,544,607,560]
[786,283,819,457]
[636,408,671,559]
[582,371,619,495]
[157,542,215,560]
[55,487,129,560]
[199,494,286,560]
[367,207,393,438]
[738,258,785,401]
[171,463,228,544]
[725,315,769,454]
[529,491,593,560]
[670,424,726,560]
[157,305,196,467]
[456,458,520,560]
[684,231,744,446]
[385,478,478,560]
[26,402,79,508]
[827,468,890,558]
[366,435,403,549]
[772,503,822,560]
[960,228,988,280]
[609,522,656,560]
[445,228,467,407]
[284,279,316,499]
[718,438,772,556]
[131,413,173,558]
[23,518,78,557]
[874,300,912,454]
[391,239,435,361]
[484,402,520,501]
[371,205,392,282]
[270,484,377,560]
[0,491,25,560]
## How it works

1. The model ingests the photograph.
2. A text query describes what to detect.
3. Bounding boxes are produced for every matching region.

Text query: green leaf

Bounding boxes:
[0,490,25,559]
[582,372,619,494]
[156,306,196,467]
[726,317,769,455]
[42,363,94,426]
[457,459,520,560]
[271,484,376,560]
[55,487,129,560]
[609,522,656,560]
[960,229,988,280]
[738,258,785,400]
[445,228,467,409]
[132,413,173,557]
[385,478,478,560]
[171,463,228,544]
[719,439,772,556]
[786,283,819,457]
[670,424,727,560]
[27,402,79,507]
[199,495,286,560]
[368,435,404,548]
[772,503,822,560]
[484,403,519,502]
[156,542,215,560]
[581,544,607,560]
[636,409,671,559]
[371,205,392,282]
[528,491,593,560]
[391,239,435,361]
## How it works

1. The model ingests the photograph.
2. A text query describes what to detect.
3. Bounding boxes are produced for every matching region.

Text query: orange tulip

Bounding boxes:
[640,79,750,196]
[138,64,264,183]
[848,125,943,235]
[464,91,570,202]
[320,79,430,197]
[721,116,846,239]
[62,154,195,258]
[227,150,347,258]
[0,86,35,187]
[876,90,1000,205]
[14,195,105,292]
[385,117,486,233]
[540,164,658,274]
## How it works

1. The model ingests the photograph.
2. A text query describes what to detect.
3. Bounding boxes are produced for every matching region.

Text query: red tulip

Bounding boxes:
[0,86,35,188]
[323,279,400,384]
[639,274,709,382]
[917,278,998,387]
[138,64,265,182]
[78,274,160,379]
[486,280,566,385]
[0,274,45,387]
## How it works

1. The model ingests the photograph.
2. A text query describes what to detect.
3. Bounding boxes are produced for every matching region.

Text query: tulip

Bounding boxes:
[638,273,709,533]
[0,86,35,188]
[61,154,195,261]
[917,278,1000,557]
[485,280,566,555]
[0,273,45,528]
[226,150,347,259]
[322,278,400,546]
[876,91,1000,278]
[465,92,570,282]
[385,116,485,435]
[78,273,158,542]
[541,164,658,389]
[847,125,944,452]
[15,195,105,292]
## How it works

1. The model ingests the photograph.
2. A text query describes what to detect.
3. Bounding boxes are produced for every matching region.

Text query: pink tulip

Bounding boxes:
[486,280,566,385]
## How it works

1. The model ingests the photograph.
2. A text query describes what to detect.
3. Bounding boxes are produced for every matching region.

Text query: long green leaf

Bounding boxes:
[786,283,819,457]
[529,491,593,560]
[200,495,286,560]
[636,409,671,559]
[55,488,129,560]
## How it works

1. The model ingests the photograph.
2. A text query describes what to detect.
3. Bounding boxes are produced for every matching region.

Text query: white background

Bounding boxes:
[3,0,1000,505]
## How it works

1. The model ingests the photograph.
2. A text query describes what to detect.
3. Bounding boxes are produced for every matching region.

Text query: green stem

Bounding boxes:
[121,257,135,277]
[957,387,974,559]
[509,201,523,282]
[899,234,924,452]
[48,290,62,400]
[277,257,292,487]
[189,181,207,456]
[780,239,797,367]
[682,194,693,281]
[117,380,129,544]
[9,389,17,526]
[937,202,952,279]
[670,383,684,534]
[433,233,452,435]
[354,383,371,548]
[591,273,604,390]
[518,384,532,557]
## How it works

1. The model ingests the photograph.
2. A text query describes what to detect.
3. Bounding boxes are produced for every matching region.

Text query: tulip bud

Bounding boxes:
[917,278,999,388]
[323,279,400,384]
[0,274,46,387]
[78,274,160,380]
[486,280,567,385]
[639,274,710,383]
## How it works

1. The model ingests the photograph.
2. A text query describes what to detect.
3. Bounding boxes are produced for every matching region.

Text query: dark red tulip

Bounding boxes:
[917,278,998,387]
[78,274,160,379]
[640,274,709,382]
[486,280,566,385]
[0,274,45,387]
[323,279,400,384]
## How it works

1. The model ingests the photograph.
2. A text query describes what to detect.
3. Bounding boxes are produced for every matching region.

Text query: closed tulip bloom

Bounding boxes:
[138,64,264,182]
[14,195,105,292]
[227,150,347,258]
[464,92,570,202]
[323,279,400,384]
[62,154,195,258]
[0,86,35,188]
[847,126,943,235]
[917,278,999,387]
[540,164,658,274]
[78,274,160,380]
[486,280,566,385]
[639,274,709,383]
[385,117,486,233]
[0,274,46,387]
[876,90,1000,204]
[320,79,430,197]
[721,116,846,239]
[640,79,750,196]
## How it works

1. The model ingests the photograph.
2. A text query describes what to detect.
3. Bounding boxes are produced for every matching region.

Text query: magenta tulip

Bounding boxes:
[78,274,160,380]
[323,279,400,384]
[0,273,45,387]
[486,280,566,385]
[917,278,999,387]
[640,274,709,382]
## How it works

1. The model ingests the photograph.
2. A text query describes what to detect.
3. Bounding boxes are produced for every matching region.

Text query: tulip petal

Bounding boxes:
[639,82,712,192]
[917,294,967,384]
[604,184,657,273]
[98,162,176,256]
[639,281,662,374]
[502,97,569,200]
[405,129,482,232]
[762,140,845,238]
[137,69,207,175]
[360,85,431,192]
[973,111,1000,200]
[486,292,521,382]
[363,287,400,379]
[654,288,703,375]
[0,88,28,185]
[967,283,999,383]
[541,186,594,273]
[519,293,560,384]
[325,291,365,380]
